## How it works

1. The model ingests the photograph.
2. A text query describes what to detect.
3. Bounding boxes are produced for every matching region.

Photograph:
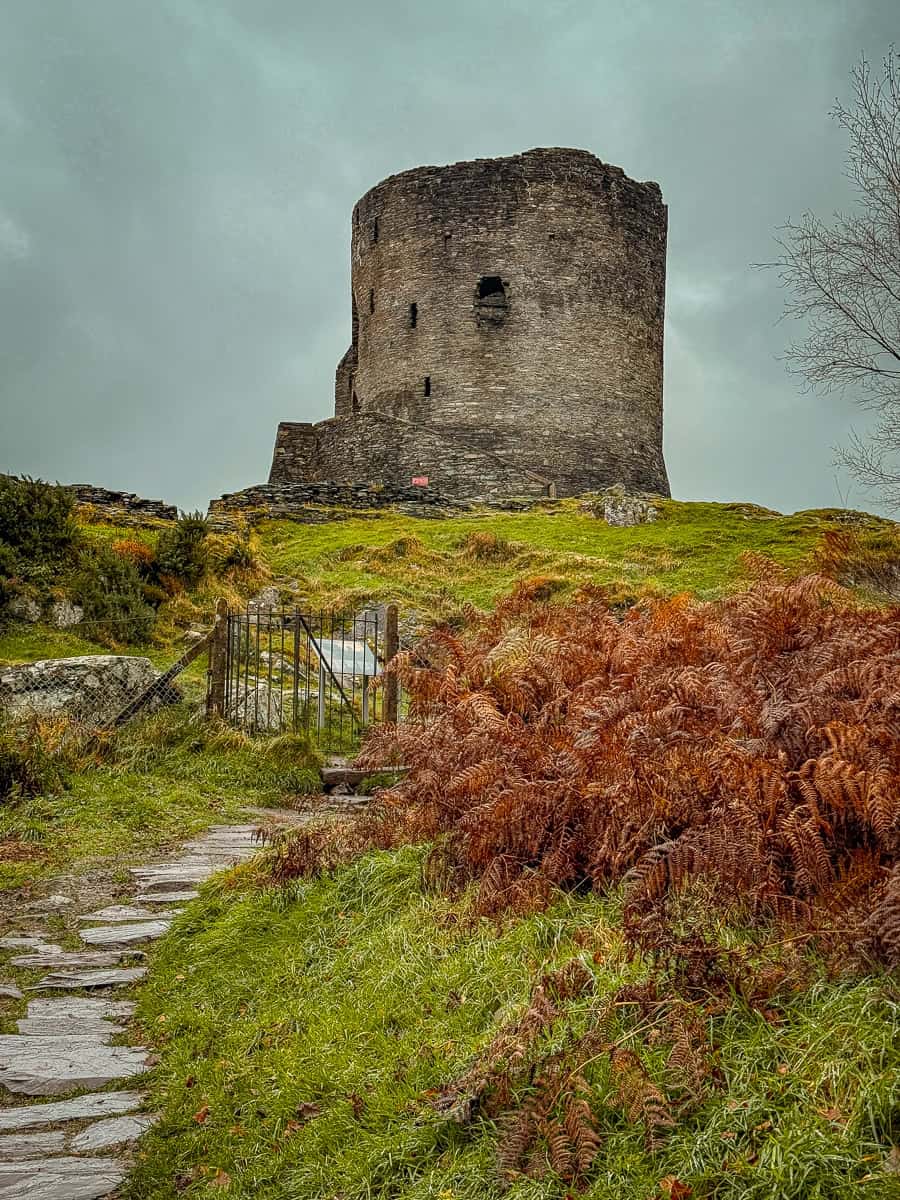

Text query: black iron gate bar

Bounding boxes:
[221,605,394,742]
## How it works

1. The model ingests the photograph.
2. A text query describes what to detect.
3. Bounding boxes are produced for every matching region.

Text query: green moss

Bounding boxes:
[256,500,865,614]
[128,849,900,1200]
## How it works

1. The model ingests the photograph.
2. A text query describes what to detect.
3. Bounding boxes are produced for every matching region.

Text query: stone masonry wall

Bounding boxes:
[269,147,670,501]
[269,411,548,500]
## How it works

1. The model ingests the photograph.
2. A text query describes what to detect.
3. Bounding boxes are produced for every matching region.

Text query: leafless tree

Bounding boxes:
[767,51,900,508]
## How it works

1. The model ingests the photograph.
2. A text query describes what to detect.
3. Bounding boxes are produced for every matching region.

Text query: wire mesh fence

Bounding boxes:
[218,605,399,746]
[0,615,211,746]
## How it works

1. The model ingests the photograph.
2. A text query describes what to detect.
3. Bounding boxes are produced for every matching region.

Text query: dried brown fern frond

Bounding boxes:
[610,1047,674,1151]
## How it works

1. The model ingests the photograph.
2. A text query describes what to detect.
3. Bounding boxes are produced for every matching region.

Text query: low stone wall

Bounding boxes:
[268,410,552,500]
[207,481,472,529]
[71,486,177,523]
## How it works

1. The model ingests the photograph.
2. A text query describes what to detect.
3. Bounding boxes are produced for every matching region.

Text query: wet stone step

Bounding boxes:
[28,966,147,991]
[17,1013,127,1038]
[0,1129,66,1161]
[0,1088,144,1132]
[79,921,171,948]
[134,889,198,904]
[0,937,59,952]
[10,949,145,969]
[27,997,135,1021]
[0,1035,149,1096]
[78,904,180,923]
[0,1154,127,1200]
[70,1112,156,1153]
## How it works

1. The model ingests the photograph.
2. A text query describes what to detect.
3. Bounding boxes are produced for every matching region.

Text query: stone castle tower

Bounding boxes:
[269,147,670,499]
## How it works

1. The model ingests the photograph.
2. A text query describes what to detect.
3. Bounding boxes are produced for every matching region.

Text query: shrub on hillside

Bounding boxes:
[112,538,156,574]
[0,475,79,575]
[205,528,265,578]
[268,569,900,970]
[70,543,156,643]
[155,513,209,590]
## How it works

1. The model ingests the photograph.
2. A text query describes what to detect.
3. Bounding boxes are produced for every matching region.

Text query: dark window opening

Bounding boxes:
[444,232,451,247]
[369,288,375,313]
[478,275,505,299]
[475,275,509,326]
[424,376,431,397]
[372,218,379,243]
[352,392,360,413]
[409,302,417,328]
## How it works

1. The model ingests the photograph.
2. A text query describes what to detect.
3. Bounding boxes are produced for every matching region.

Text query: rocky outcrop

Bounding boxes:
[206,481,564,529]
[207,481,470,530]
[0,656,178,724]
[70,485,177,524]
[581,485,661,527]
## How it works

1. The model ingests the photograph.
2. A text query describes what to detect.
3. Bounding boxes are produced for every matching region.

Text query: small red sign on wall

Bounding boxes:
[411,476,429,486]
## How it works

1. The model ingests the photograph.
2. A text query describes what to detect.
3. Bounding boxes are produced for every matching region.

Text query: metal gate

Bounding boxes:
[220,605,398,745]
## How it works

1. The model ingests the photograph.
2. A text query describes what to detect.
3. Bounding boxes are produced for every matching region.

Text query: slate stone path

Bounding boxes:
[0,813,304,1199]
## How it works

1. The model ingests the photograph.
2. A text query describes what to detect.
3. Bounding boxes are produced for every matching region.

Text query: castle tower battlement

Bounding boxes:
[270,148,670,500]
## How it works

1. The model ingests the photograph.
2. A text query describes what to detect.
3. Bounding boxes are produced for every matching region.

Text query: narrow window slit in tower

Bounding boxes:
[372,218,379,244]
[352,392,360,413]
[424,376,431,397]
[369,289,375,313]
[409,303,417,328]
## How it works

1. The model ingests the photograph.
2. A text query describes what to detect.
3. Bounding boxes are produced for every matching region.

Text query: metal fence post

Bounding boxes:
[206,598,228,718]
[384,603,399,724]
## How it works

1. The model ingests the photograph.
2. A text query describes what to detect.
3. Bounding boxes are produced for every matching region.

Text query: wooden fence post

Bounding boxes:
[206,598,228,718]
[384,602,399,724]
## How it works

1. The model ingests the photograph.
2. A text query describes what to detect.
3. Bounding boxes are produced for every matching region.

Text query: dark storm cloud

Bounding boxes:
[1,0,897,511]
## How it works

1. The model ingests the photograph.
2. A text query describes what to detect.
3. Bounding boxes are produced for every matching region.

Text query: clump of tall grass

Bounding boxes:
[457,530,523,562]
[0,715,78,801]
[814,524,900,599]
[109,703,321,795]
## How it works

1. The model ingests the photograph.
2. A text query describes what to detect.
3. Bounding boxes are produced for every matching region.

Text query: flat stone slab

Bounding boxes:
[134,889,198,903]
[129,860,221,885]
[70,1112,156,1152]
[79,921,171,947]
[0,986,23,1001]
[10,949,143,969]
[17,1017,126,1039]
[322,765,369,790]
[0,938,60,952]
[28,966,147,991]
[79,904,179,923]
[0,1155,127,1199]
[0,1034,148,1095]
[0,1089,144,1132]
[0,1129,66,1160]
[27,997,135,1021]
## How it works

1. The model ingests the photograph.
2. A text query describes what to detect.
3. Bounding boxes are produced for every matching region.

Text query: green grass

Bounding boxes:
[256,500,883,614]
[0,707,321,891]
[128,849,900,1200]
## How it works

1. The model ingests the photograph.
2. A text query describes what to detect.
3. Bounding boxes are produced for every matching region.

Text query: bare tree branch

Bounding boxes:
[761,50,900,508]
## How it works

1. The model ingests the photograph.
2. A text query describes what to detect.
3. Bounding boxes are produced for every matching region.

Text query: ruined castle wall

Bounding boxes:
[273,412,546,500]
[269,422,318,483]
[346,147,669,497]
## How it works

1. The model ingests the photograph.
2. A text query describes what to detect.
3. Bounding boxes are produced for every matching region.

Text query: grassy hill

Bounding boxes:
[2,485,899,1199]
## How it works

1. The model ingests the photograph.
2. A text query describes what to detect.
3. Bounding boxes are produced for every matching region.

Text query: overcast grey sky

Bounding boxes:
[1,0,896,513]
